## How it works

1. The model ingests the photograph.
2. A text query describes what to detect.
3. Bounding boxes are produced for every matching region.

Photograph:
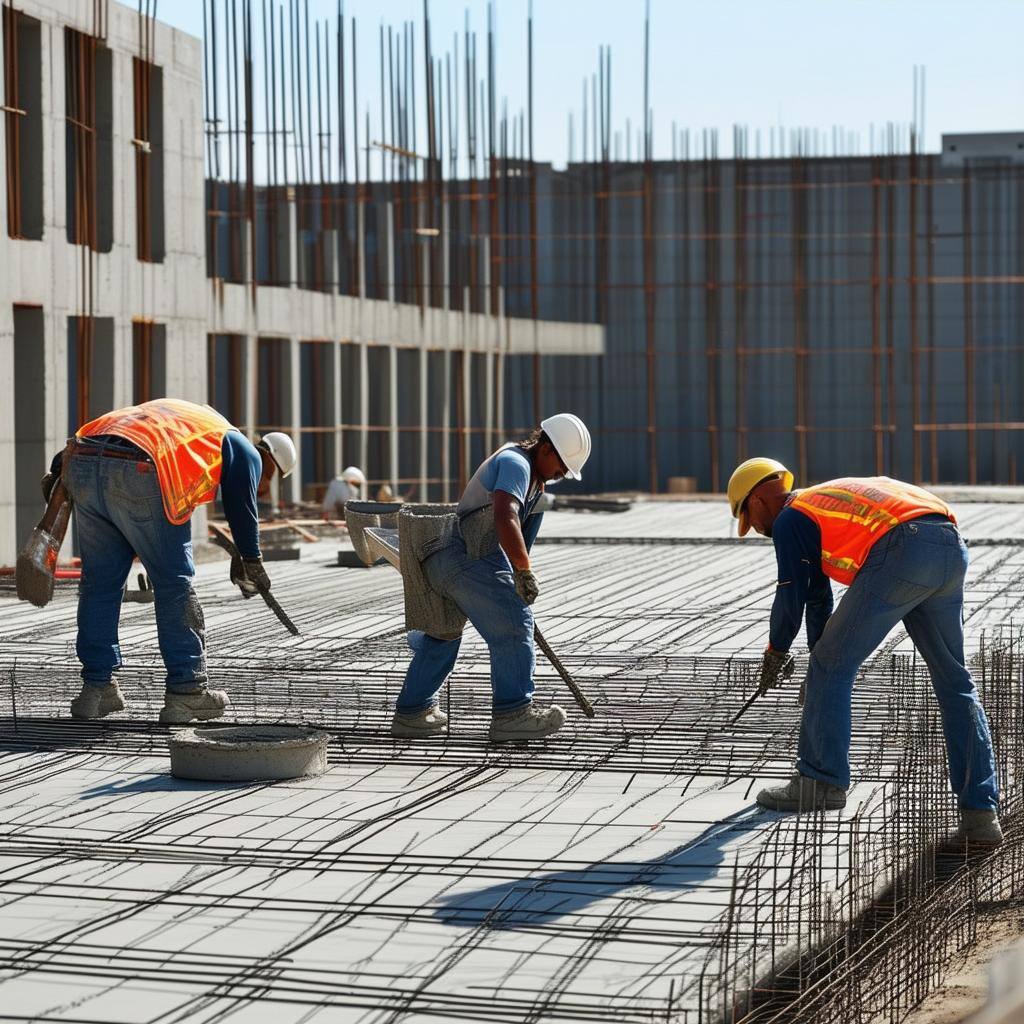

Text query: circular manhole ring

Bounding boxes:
[168,724,330,782]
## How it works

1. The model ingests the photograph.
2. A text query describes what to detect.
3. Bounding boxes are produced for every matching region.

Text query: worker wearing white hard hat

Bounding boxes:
[59,399,293,726]
[322,465,366,519]
[392,412,592,743]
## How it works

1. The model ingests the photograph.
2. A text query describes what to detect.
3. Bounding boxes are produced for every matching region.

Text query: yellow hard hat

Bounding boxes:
[727,458,794,536]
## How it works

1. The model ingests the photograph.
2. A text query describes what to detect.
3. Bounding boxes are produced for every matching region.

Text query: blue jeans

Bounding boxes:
[797,515,998,811]
[396,537,535,715]
[66,445,208,693]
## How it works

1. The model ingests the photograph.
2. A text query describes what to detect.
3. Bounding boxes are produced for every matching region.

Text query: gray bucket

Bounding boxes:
[344,500,403,565]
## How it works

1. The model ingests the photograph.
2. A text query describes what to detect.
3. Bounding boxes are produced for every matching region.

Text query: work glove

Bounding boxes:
[243,556,271,594]
[230,554,258,598]
[759,647,795,693]
[513,567,539,606]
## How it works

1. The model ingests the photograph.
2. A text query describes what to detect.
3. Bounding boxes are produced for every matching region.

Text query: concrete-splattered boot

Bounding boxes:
[391,705,448,738]
[70,682,126,720]
[756,773,847,813]
[489,704,566,742]
[159,688,229,725]
[958,809,1003,847]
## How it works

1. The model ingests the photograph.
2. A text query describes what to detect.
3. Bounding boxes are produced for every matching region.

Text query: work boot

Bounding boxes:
[70,682,126,720]
[391,705,448,738]
[159,688,229,725]
[756,773,847,813]
[958,809,1003,847]
[489,704,566,743]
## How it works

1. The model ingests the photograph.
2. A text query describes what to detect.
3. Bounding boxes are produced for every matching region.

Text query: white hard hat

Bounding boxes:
[342,465,366,486]
[540,413,592,481]
[259,432,297,478]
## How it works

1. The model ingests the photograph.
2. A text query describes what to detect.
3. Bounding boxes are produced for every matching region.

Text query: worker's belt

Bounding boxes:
[72,436,151,462]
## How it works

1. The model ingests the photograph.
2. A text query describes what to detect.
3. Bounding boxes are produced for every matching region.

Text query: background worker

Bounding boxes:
[322,466,366,519]
[727,459,1001,845]
[392,414,591,743]
[62,398,295,724]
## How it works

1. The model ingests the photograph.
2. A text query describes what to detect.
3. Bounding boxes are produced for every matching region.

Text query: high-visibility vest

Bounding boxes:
[77,399,237,525]
[789,476,955,585]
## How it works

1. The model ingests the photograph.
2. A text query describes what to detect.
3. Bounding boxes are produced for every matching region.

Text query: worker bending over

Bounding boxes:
[62,398,296,724]
[728,459,1001,845]
[322,466,366,519]
[392,414,591,742]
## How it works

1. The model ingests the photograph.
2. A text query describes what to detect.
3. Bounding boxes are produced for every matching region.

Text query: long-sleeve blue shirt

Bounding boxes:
[219,432,263,559]
[768,505,834,653]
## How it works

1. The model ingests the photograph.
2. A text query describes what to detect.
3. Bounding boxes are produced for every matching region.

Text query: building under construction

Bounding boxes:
[3,1,1024,564]
[2,3,1024,1023]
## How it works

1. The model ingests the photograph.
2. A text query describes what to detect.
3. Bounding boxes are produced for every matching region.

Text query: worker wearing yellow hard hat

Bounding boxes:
[727,457,1001,846]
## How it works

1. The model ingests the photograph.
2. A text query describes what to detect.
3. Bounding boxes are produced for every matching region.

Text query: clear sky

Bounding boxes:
[155,0,1024,171]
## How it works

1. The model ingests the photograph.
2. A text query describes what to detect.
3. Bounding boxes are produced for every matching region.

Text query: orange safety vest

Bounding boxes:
[789,476,955,585]
[77,399,237,525]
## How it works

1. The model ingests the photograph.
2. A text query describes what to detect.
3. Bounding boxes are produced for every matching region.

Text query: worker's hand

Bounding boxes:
[759,647,795,693]
[230,554,258,598]
[513,567,539,606]
[243,557,271,594]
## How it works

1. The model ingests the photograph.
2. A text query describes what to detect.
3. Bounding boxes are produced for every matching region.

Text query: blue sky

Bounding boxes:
[157,1,1024,170]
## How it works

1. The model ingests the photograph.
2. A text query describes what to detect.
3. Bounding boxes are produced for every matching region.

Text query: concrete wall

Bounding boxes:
[0,0,604,564]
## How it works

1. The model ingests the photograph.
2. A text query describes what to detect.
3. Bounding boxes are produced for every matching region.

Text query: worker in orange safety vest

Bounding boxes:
[727,459,1001,846]
[54,398,296,724]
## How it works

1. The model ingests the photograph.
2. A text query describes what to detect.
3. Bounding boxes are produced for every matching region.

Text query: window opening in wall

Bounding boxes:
[468,352,488,472]
[426,350,447,501]
[256,337,293,501]
[396,347,422,498]
[207,333,247,429]
[132,320,166,403]
[65,27,113,252]
[299,341,336,501]
[3,6,43,239]
[67,316,115,428]
[133,58,165,262]
[339,341,362,471]
[366,345,391,492]
[14,305,45,547]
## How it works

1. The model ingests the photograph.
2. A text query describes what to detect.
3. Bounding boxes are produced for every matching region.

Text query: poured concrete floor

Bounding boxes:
[0,497,1021,1022]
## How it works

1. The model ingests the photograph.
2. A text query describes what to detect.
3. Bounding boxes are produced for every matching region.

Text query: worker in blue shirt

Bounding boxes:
[392,414,592,743]
[63,399,296,724]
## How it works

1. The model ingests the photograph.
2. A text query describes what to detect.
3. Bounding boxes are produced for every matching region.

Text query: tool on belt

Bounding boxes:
[16,443,75,608]
[208,523,300,636]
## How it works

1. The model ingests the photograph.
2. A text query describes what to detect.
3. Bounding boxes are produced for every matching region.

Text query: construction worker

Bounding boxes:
[727,459,1001,845]
[392,413,591,742]
[322,466,366,519]
[62,398,296,724]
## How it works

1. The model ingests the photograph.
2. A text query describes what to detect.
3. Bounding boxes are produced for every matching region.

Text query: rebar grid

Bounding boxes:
[1,507,1023,1022]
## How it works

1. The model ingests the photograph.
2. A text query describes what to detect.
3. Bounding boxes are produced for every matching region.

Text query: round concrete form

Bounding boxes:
[169,725,329,782]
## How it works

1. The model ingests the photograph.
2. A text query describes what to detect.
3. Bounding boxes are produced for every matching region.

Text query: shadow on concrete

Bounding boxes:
[433,804,766,929]
[79,774,257,798]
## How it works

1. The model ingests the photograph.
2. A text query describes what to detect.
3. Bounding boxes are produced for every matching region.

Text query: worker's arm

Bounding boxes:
[494,490,530,570]
[804,565,833,650]
[219,432,262,559]
[768,508,817,653]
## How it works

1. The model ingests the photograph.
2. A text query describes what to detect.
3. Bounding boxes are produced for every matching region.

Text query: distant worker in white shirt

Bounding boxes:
[322,466,366,519]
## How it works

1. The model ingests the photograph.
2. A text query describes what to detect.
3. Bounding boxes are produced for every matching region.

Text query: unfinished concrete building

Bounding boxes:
[0,0,602,567]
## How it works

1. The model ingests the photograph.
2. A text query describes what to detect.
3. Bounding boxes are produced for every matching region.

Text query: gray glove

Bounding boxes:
[230,554,258,598]
[243,557,271,594]
[513,567,539,606]
[759,648,795,693]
